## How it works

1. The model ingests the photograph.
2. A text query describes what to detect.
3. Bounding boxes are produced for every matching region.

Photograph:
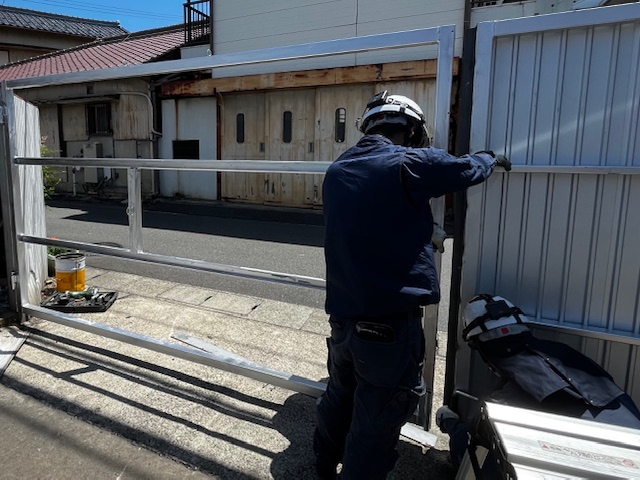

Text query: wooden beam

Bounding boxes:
[160,58,460,97]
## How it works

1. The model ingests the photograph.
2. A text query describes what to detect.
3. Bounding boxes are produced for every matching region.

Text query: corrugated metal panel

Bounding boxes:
[459,6,640,406]
[11,94,46,305]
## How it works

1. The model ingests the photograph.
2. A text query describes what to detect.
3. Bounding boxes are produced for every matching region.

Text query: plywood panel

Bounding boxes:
[220,92,266,202]
[112,93,151,141]
[314,84,374,206]
[61,104,88,142]
[265,89,315,206]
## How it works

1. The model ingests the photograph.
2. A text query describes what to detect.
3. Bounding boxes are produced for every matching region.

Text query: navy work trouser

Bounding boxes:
[314,310,426,479]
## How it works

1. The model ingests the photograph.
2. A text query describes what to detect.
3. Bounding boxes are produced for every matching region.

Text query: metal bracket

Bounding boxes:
[10,271,18,290]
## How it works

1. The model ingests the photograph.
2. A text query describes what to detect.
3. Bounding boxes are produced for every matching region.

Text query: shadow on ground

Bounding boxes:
[270,393,456,480]
[3,327,455,479]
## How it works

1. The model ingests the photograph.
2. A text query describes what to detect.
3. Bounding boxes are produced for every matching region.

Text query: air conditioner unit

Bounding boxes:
[82,142,103,183]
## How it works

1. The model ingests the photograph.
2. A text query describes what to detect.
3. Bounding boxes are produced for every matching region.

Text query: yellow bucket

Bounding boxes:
[55,253,86,292]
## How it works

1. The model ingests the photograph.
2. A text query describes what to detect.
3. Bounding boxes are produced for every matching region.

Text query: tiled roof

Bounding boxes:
[0,27,187,81]
[0,6,127,38]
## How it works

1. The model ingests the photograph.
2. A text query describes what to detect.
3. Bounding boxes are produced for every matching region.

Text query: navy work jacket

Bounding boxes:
[323,134,496,319]
[481,333,640,428]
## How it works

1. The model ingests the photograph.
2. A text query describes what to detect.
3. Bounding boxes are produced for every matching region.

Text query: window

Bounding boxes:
[86,103,112,135]
[236,113,245,143]
[283,111,292,143]
[335,108,346,143]
[172,140,199,159]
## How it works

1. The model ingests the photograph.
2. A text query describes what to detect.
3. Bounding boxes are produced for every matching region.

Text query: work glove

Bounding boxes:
[431,222,447,253]
[494,154,512,172]
[475,150,512,172]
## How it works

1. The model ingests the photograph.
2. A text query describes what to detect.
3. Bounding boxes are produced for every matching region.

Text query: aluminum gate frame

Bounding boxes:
[451,3,640,413]
[1,26,456,432]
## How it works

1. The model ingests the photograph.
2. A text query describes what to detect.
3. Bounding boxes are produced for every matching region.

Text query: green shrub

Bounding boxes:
[47,246,72,257]
[41,136,60,200]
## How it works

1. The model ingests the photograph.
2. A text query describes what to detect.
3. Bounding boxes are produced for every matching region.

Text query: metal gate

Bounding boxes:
[0,26,456,434]
[453,3,640,412]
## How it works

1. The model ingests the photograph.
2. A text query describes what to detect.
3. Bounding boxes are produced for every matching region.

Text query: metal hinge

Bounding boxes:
[10,271,18,289]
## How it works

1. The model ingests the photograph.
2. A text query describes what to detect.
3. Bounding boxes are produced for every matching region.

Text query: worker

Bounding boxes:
[436,294,640,474]
[314,91,511,479]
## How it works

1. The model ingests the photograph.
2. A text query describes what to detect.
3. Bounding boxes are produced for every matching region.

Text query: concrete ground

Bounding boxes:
[0,245,456,479]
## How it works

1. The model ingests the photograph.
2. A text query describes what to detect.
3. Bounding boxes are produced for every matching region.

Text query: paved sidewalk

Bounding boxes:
[0,266,455,479]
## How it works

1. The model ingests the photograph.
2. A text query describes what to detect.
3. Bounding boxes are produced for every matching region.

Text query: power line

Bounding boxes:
[13,0,180,20]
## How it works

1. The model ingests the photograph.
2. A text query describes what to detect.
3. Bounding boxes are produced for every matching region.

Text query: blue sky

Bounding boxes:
[3,0,184,32]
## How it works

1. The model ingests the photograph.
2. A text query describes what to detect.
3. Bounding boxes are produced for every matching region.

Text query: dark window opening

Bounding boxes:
[173,140,200,159]
[86,103,112,135]
[335,108,346,143]
[236,113,245,143]
[283,111,292,143]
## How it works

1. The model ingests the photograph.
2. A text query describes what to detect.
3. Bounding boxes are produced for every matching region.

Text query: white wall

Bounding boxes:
[211,0,465,77]
[158,98,218,200]
[471,0,586,27]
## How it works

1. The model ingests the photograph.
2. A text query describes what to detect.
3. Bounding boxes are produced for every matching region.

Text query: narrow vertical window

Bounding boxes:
[236,113,245,143]
[283,111,292,143]
[335,108,346,143]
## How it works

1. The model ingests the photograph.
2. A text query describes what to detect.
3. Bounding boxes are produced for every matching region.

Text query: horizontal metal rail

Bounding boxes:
[18,158,640,175]
[21,306,438,447]
[24,304,327,397]
[21,235,326,289]
[508,165,640,175]
[488,2,640,37]
[16,157,333,173]
[7,27,446,89]
[530,319,640,347]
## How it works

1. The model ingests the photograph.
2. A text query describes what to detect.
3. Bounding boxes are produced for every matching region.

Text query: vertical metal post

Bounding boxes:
[446,27,478,409]
[127,167,144,253]
[0,84,19,313]
[469,21,495,152]
[209,0,214,55]
[434,25,455,150]
[416,24,457,429]
[0,84,28,315]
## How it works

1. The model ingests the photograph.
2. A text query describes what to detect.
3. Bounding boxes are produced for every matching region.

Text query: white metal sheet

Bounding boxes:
[484,403,640,479]
[8,93,46,305]
[459,6,640,407]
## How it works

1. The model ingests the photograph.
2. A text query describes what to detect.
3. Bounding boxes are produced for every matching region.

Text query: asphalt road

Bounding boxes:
[45,197,453,331]
[45,198,327,309]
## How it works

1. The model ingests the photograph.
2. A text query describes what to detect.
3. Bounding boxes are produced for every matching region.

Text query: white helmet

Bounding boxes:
[462,294,530,344]
[358,91,431,147]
